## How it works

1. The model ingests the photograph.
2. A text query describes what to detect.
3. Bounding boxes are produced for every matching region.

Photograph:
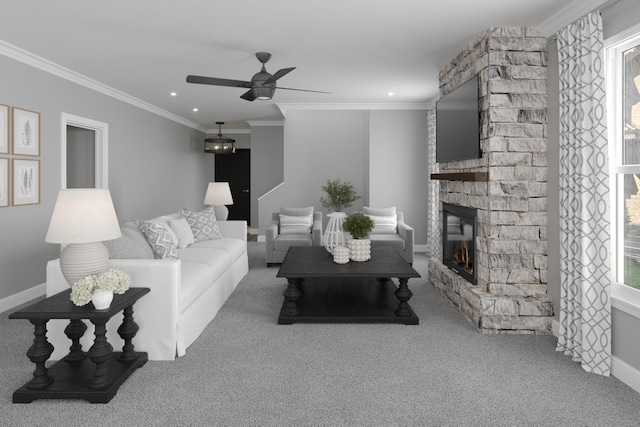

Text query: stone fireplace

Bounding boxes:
[428,27,553,334]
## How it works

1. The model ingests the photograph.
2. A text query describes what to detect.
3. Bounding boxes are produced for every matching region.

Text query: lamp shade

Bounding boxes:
[46,189,121,244]
[204,182,234,206]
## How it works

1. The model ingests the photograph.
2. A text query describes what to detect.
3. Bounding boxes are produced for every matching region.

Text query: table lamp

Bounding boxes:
[204,182,234,220]
[45,189,121,286]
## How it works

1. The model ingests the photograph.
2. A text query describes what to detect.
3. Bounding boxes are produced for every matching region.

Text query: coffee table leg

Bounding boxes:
[87,320,114,390]
[394,279,413,317]
[283,278,302,316]
[26,319,54,390]
[117,304,140,362]
[64,319,87,362]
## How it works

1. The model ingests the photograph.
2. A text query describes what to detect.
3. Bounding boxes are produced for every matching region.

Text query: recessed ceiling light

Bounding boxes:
[170,92,177,96]
[388,92,395,97]
[193,108,198,112]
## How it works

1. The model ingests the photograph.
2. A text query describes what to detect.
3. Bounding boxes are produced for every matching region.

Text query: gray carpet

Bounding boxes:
[2,242,640,427]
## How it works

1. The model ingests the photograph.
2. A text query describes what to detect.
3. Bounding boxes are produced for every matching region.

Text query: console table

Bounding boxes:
[9,287,149,403]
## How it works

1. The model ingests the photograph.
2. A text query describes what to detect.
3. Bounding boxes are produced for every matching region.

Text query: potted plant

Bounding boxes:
[342,212,375,262]
[320,178,360,212]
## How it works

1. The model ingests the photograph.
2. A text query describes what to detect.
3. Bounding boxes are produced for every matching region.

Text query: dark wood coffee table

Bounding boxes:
[276,246,420,325]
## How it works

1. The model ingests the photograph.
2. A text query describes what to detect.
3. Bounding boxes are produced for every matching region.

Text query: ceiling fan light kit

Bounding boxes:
[187,52,329,102]
[205,122,235,154]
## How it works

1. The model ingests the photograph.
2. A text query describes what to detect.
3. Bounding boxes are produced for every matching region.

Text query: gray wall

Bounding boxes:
[250,125,284,229]
[547,0,640,373]
[0,54,210,303]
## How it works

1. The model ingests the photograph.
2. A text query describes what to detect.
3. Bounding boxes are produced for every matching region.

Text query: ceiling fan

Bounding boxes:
[186,52,330,101]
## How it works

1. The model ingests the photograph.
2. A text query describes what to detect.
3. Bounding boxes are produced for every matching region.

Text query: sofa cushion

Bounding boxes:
[180,206,222,242]
[274,234,313,251]
[136,220,178,259]
[170,217,195,249]
[369,234,406,250]
[184,238,246,261]
[178,244,234,270]
[179,262,227,313]
[104,221,155,259]
[279,213,313,235]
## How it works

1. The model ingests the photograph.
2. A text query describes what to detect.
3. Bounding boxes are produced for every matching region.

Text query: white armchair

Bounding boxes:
[265,207,323,266]
[363,206,415,264]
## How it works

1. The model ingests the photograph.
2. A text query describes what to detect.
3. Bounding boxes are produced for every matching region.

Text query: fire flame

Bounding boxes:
[453,241,472,271]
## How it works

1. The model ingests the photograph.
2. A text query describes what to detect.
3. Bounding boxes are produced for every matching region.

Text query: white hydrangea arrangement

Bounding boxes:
[70,269,132,306]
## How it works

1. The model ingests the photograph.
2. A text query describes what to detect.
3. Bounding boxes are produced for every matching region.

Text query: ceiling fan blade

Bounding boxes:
[277,86,332,94]
[262,67,296,85]
[240,89,257,101]
[186,75,252,88]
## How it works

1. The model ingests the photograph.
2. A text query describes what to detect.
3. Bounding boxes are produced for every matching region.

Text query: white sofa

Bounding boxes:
[45,213,248,361]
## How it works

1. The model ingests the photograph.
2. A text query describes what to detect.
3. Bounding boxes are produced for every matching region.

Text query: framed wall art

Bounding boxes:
[12,159,39,206]
[0,104,8,154]
[12,107,40,156]
[0,158,8,207]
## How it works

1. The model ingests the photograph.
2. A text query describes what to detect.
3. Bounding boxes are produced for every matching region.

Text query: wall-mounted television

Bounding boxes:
[436,75,481,163]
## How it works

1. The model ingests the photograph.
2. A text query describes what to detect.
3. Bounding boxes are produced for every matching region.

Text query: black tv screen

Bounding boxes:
[436,75,481,163]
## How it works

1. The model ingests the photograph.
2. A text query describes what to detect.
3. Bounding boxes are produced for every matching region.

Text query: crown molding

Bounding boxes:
[204,128,252,135]
[276,102,430,118]
[246,120,284,127]
[0,40,207,133]
[537,0,611,37]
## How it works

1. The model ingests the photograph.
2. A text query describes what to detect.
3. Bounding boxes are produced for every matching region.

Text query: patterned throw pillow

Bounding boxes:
[136,220,178,259]
[179,206,222,242]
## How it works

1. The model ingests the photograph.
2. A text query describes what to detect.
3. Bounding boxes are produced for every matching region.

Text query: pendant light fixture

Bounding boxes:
[204,122,235,154]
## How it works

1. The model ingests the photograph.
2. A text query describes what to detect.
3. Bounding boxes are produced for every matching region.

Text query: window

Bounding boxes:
[608,30,640,302]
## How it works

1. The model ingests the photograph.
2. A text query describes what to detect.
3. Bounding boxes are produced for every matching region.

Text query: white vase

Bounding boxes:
[333,246,350,264]
[92,289,114,310]
[348,239,371,262]
[324,212,348,254]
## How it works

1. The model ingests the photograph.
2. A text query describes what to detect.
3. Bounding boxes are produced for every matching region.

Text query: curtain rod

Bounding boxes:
[547,0,622,44]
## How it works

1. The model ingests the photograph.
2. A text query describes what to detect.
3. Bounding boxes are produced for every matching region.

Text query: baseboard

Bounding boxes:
[414,244,427,253]
[0,283,46,314]
[612,356,640,394]
[249,227,259,235]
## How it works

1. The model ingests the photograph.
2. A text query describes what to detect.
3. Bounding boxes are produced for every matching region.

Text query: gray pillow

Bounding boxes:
[280,206,314,216]
[362,206,396,217]
[104,221,154,259]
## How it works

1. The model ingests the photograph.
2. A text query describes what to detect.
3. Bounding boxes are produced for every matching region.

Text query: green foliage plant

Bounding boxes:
[342,212,375,239]
[320,178,360,212]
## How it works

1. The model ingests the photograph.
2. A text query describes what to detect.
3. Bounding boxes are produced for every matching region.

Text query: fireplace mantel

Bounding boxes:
[430,172,488,182]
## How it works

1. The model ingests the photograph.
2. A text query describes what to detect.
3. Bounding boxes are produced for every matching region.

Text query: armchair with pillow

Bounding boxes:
[266,207,323,266]
[363,206,414,264]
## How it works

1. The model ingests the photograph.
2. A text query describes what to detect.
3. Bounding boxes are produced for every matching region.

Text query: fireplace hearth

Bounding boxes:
[443,203,476,285]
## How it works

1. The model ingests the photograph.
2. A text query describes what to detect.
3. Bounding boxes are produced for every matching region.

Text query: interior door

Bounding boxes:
[215,149,250,222]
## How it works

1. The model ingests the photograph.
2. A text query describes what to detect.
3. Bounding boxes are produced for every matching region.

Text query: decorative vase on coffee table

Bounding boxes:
[324,212,348,254]
[348,238,371,262]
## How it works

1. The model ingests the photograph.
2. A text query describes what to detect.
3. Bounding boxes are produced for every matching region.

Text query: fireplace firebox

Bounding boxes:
[442,203,477,285]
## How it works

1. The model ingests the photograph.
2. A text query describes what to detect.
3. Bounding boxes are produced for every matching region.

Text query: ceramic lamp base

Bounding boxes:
[213,205,229,221]
[60,242,109,286]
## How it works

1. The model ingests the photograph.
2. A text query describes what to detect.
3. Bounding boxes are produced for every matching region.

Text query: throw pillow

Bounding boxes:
[104,221,155,259]
[179,206,222,241]
[169,217,195,249]
[362,206,396,217]
[366,214,398,234]
[136,220,178,259]
[279,213,313,235]
[280,206,314,217]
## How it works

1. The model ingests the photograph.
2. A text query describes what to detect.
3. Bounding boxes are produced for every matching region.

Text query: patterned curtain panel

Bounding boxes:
[426,109,440,259]
[556,12,611,376]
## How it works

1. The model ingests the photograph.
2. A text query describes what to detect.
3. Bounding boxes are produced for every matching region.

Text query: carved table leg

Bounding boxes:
[283,278,302,316]
[26,319,54,390]
[394,279,413,317]
[117,304,140,362]
[64,319,87,362]
[87,319,114,390]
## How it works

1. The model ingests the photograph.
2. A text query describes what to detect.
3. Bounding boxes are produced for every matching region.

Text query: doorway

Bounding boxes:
[215,149,250,222]
[60,113,108,189]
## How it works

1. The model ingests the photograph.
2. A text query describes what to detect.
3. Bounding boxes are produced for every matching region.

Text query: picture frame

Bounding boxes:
[0,104,8,154]
[12,107,40,156]
[0,158,9,207]
[12,159,39,206]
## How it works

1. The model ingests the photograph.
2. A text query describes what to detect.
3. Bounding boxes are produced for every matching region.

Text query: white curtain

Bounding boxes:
[556,12,611,376]
[426,109,440,259]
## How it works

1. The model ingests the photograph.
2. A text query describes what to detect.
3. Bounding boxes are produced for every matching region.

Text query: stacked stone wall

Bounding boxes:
[428,27,552,334]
